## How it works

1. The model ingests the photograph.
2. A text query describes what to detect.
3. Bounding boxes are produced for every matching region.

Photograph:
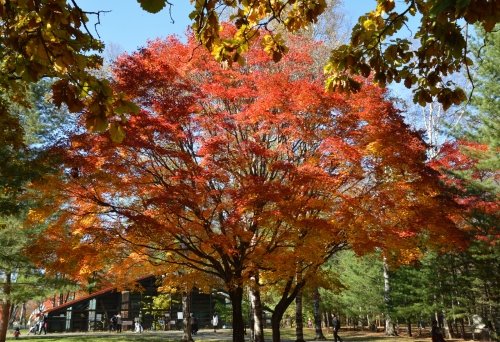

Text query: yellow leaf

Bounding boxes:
[363,19,375,30]
[109,122,126,143]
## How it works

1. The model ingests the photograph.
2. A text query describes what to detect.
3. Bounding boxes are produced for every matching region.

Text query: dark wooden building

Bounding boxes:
[45,276,222,332]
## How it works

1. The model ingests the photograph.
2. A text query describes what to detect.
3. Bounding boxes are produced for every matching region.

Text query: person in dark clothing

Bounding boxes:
[38,314,47,335]
[191,315,198,335]
[332,314,343,342]
[110,315,118,331]
[432,321,446,342]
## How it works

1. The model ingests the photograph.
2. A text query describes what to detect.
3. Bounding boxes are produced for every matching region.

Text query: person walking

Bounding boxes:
[110,315,117,331]
[37,314,47,335]
[191,315,198,335]
[432,321,446,342]
[332,314,343,342]
[212,313,219,332]
[116,313,122,333]
[13,327,20,339]
[134,317,143,333]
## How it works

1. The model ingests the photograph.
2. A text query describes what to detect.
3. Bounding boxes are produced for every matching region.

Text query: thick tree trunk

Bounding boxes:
[295,286,305,342]
[272,302,288,342]
[229,286,246,342]
[249,275,265,342]
[181,291,193,342]
[0,273,12,342]
[271,277,306,342]
[313,287,326,340]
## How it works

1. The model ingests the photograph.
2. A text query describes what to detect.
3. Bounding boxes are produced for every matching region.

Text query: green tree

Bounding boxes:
[422,25,499,340]
[0,81,74,342]
[321,251,384,329]
[453,25,499,339]
[390,254,453,337]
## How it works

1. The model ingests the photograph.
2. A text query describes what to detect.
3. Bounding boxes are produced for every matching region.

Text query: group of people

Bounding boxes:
[27,314,48,335]
[110,313,144,333]
[190,313,219,335]
[13,310,446,341]
[109,313,122,332]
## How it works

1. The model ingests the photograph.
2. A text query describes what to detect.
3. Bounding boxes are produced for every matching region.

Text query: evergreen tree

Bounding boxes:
[0,81,74,342]
[458,25,500,339]
[320,251,384,329]
[427,25,499,340]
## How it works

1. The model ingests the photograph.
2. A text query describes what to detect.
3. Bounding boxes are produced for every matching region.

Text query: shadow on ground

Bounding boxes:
[8,328,466,341]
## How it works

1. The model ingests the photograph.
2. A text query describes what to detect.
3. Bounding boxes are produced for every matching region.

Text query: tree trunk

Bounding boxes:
[271,277,306,342]
[385,316,396,335]
[20,303,26,327]
[0,273,12,342]
[229,286,246,342]
[325,312,331,329]
[272,301,287,342]
[313,287,326,340]
[442,313,452,339]
[407,319,412,337]
[8,304,17,325]
[383,258,397,336]
[181,291,193,342]
[249,290,254,342]
[459,318,466,339]
[250,274,265,342]
[295,286,305,342]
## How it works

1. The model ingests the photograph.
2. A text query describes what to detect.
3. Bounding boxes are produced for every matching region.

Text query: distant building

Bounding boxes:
[44,276,224,332]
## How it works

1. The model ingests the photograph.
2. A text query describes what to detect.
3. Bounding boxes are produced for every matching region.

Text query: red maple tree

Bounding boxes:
[28,31,465,342]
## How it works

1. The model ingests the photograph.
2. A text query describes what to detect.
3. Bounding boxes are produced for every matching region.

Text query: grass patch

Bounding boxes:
[5,328,465,341]
[6,331,179,342]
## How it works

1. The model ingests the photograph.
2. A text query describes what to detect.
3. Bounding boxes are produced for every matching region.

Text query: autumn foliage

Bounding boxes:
[28,32,465,342]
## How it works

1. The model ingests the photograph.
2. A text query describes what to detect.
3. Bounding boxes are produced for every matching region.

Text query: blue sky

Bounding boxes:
[83,1,376,53]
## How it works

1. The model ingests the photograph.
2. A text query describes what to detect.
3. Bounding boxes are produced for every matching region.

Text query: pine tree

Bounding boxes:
[459,26,500,339]
[429,25,500,340]
[0,81,74,342]
[320,251,384,329]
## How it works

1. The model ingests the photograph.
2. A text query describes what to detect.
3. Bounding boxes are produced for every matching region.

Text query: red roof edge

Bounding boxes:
[44,287,115,314]
[44,275,156,314]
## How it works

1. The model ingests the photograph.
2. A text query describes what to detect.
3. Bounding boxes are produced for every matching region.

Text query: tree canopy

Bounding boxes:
[26,31,468,342]
[1,0,498,140]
